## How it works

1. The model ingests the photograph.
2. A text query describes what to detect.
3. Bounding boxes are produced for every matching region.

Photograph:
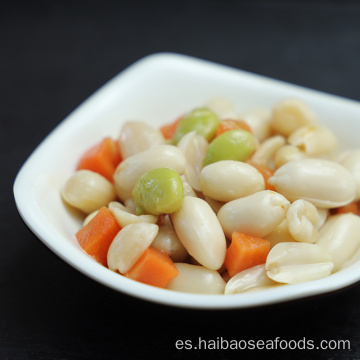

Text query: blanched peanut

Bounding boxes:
[316,208,328,229]
[113,144,186,201]
[241,285,282,293]
[118,121,165,159]
[317,213,360,272]
[61,170,116,214]
[157,214,172,228]
[250,135,286,168]
[151,226,188,262]
[107,223,159,274]
[204,96,236,119]
[189,255,228,276]
[286,199,320,243]
[288,125,338,156]
[263,219,295,248]
[124,198,136,214]
[274,144,307,169]
[268,158,357,208]
[217,190,290,238]
[338,150,360,200]
[270,98,317,137]
[108,201,158,228]
[170,196,226,270]
[341,246,360,269]
[177,131,208,191]
[238,108,272,142]
[225,264,276,295]
[180,175,197,197]
[166,263,226,294]
[266,242,334,284]
[199,160,265,202]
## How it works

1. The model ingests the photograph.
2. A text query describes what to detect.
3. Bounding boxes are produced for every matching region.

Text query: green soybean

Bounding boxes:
[132,168,184,215]
[172,107,219,144]
[203,129,256,166]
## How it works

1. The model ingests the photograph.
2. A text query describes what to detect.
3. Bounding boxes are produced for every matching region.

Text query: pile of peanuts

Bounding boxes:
[62,97,360,295]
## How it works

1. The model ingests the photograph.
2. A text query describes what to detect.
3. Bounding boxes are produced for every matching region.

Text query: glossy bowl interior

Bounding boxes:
[14,52,360,309]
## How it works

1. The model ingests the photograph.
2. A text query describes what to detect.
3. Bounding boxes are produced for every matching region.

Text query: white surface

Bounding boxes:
[13,52,360,309]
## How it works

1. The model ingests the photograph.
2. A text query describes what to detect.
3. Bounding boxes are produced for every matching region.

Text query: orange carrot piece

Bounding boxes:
[160,116,183,140]
[76,207,121,267]
[216,119,252,137]
[246,160,276,191]
[77,137,122,183]
[224,232,271,277]
[125,247,179,288]
[334,201,359,215]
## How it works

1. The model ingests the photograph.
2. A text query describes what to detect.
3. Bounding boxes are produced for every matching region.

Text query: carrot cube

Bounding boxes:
[224,232,271,277]
[160,116,183,140]
[76,207,121,266]
[125,247,179,288]
[77,137,122,183]
[246,160,276,191]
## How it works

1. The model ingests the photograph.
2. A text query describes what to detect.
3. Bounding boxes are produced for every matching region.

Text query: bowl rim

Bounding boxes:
[13,52,360,310]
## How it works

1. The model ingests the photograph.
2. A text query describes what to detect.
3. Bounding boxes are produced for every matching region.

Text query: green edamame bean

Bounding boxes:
[172,107,219,144]
[203,129,255,166]
[132,168,184,215]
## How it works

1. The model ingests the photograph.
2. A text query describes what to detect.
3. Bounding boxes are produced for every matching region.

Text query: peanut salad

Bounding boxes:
[61,97,360,295]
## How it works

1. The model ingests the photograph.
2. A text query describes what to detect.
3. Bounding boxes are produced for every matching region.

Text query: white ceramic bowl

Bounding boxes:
[14,53,360,309]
